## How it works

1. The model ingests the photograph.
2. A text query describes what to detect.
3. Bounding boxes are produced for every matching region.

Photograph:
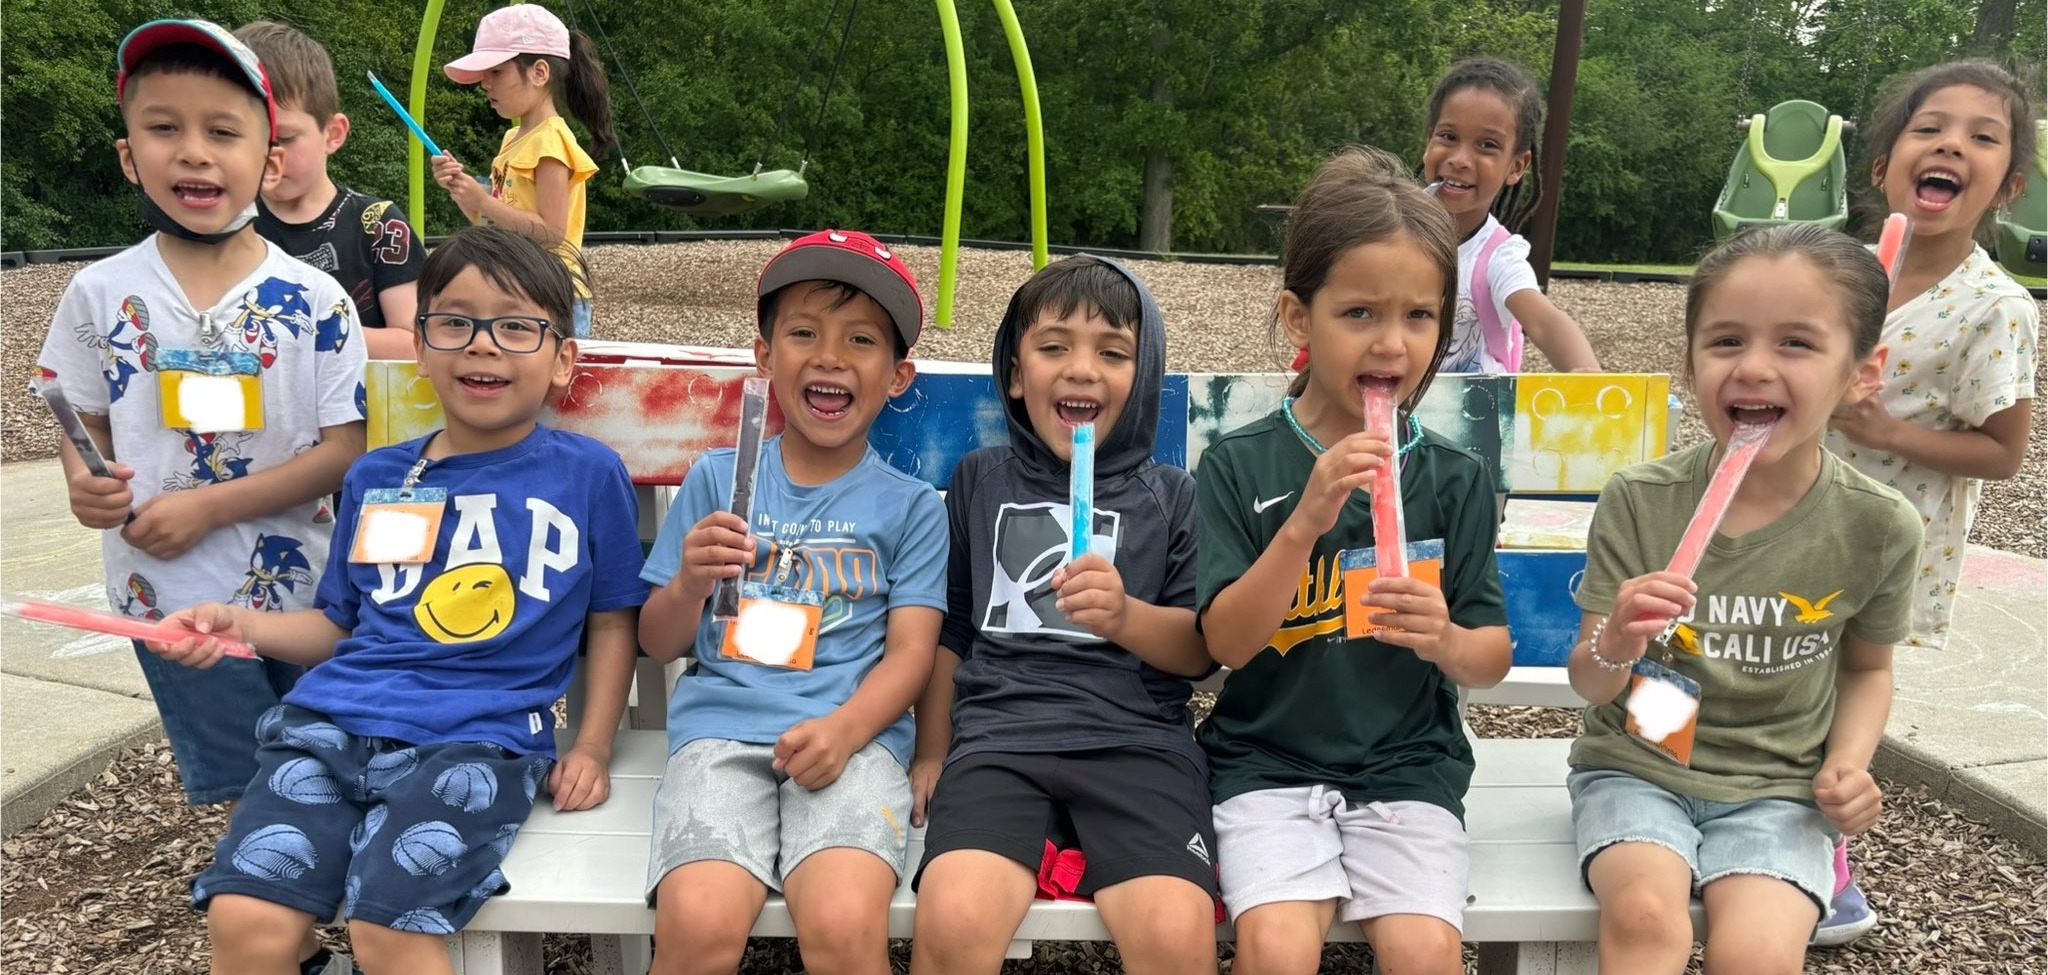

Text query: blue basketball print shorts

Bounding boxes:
[191,705,552,934]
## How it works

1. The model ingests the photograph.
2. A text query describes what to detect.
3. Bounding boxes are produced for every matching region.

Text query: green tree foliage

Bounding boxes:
[4,0,2042,261]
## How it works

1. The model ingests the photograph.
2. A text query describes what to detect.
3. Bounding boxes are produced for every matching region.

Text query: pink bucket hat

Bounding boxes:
[444,4,571,85]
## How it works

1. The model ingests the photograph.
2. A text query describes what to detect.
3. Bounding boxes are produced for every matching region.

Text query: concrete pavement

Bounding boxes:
[1,456,2043,852]
[1,458,161,834]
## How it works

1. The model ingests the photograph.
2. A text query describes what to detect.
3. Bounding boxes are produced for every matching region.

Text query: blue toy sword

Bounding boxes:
[366,70,444,157]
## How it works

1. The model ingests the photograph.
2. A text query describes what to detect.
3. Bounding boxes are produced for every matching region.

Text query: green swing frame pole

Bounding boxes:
[935,0,969,329]
[409,0,448,236]
[992,0,1047,272]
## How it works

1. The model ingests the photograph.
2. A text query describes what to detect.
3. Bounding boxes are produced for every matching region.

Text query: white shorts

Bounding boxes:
[1213,784,1470,931]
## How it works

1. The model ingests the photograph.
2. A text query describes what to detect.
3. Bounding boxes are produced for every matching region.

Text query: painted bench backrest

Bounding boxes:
[366,342,1667,666]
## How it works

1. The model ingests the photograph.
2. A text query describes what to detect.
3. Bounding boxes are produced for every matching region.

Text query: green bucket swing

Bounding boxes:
[1711,99,1849,240]
[1992,119,2046,279]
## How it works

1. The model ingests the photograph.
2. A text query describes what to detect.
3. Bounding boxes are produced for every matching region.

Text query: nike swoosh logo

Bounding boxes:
[1253,492,1293,513]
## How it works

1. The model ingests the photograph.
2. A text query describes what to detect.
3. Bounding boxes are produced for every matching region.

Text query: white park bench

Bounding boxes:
[365,344,1693,975]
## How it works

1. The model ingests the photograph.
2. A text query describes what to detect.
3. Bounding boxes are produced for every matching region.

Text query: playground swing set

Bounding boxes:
[392,0,1052,329]
[382,0,2045,317]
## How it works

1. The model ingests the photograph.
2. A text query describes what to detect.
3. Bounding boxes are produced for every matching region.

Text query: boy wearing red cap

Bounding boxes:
[34,19,366,822]
[638,231,945,975]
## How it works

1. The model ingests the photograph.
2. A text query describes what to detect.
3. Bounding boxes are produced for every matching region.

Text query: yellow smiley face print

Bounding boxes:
[414,563,516,643]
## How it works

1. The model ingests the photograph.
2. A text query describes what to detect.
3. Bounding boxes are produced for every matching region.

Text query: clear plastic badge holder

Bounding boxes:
[712,377,771,622]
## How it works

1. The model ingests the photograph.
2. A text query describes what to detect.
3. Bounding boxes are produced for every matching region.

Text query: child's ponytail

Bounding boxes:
[561,30,618,162]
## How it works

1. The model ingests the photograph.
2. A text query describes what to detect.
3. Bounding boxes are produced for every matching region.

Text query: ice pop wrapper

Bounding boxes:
[1665,418,1778,582]
[1362,382,1408,578]
[712,377,772,622]
[1069,422,1095,559]
[1875,212,1912,284]
[3,597,256,659]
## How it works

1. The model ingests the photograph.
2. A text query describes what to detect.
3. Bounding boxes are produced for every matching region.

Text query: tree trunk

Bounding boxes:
[1972,0,2016,55]
[1138,20,1176,253]
[1140,150,1174,253]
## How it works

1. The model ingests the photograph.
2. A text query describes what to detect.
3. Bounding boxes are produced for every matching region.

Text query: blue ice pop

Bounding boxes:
[1069,422,1095,560]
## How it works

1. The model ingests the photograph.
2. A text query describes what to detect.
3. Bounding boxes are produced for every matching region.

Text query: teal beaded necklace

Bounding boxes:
[1282,396,1424,457]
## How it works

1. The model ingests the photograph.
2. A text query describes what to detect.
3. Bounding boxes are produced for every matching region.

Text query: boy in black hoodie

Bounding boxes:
[907,257,1218,975]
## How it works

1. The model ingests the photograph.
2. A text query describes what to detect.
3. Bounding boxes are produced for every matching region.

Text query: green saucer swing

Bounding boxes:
[574,0,852,218]
[622,167,810,217]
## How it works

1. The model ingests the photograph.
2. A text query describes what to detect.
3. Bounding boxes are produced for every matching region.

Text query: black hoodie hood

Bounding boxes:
[990,255,1166,479]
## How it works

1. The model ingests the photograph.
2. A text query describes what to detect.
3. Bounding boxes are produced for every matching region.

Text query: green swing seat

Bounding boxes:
[1712,100,1848,240]
[1992,119,2046,279]
[623,165,809,217]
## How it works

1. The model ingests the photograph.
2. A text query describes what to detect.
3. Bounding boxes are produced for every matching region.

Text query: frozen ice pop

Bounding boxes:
[712,377,771,622]
[1361,380,1408,578]
[4,596,257,659]
[1875,212,1911,284]
[1069,422,1095,559]
[1665,418,1777,580]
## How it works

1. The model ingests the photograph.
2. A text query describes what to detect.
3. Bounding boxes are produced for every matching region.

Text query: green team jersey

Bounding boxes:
[1571,443,1920,804]
[1195,411,1507,820]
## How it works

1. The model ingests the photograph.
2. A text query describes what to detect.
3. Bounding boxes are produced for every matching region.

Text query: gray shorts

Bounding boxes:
[1213,785,1470,931]
[1568,766,1835,914]
[645,738,911,901]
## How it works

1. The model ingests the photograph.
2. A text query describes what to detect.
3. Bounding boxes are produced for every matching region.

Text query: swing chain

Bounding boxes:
[1853,0,1881,125]
[1734,0,1760,125]
[570,0,679,171]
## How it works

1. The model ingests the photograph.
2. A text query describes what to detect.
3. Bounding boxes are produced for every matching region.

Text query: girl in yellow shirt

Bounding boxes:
[434,3,616,337]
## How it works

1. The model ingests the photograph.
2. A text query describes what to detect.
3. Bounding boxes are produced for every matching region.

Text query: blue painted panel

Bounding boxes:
[1498,549,1587,667]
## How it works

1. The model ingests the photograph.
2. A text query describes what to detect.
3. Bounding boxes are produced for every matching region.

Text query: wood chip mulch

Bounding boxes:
[4,710,2040,974]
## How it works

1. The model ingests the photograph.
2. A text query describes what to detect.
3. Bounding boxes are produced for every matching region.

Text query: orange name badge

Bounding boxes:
[1340,539,1445,639]
[349,488,448,564]
[1623,658,1701,767]
[157,350,264,433]
[719,583,823,671]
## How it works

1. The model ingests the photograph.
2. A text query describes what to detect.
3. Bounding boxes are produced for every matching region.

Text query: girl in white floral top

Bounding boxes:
[1820,57,2039,947]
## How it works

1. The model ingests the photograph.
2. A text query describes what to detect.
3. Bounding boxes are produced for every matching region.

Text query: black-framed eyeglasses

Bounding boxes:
[416,313,561,354]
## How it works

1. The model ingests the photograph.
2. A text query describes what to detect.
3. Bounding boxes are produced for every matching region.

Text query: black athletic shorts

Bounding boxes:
[914,747,1218,897]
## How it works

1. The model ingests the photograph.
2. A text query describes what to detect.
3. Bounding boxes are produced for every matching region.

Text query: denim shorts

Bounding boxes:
[646,738,910,902]
[571,298,593,338]
[132,640,304,805]
[192,705,550,934]
[1568,766,1836,913]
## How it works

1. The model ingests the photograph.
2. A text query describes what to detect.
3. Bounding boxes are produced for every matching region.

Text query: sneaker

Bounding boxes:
[1810,880,1879,946]
[303,948,355,975]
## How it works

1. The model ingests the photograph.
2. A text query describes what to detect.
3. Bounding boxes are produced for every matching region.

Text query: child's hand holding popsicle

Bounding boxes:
[1598,572,1700,665]
[1284,431,1391,543]
[146,603,251,669]
[1361,576,1453,658]
[1051,553,1129,641]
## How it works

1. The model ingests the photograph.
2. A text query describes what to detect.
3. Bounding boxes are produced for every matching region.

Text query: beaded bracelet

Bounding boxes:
[1583,617,1638,672]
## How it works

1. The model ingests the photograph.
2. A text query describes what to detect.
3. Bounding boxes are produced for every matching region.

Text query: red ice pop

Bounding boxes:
[1665,418,1777,581]
[1361,380,1408,577]
[3,596,257,659]
[1875,213,1911,284]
